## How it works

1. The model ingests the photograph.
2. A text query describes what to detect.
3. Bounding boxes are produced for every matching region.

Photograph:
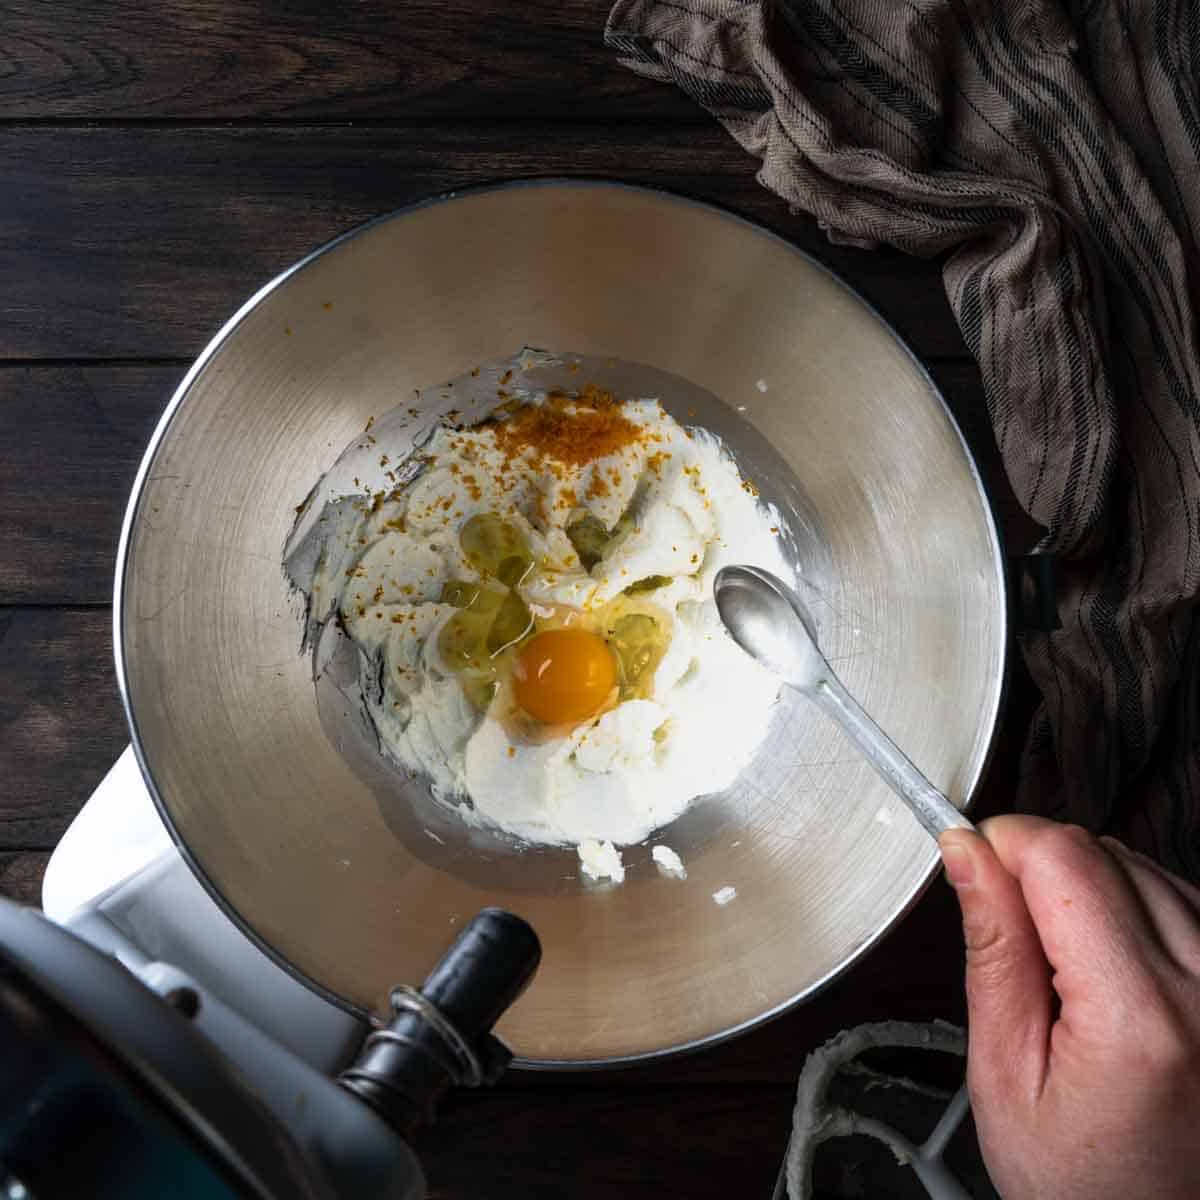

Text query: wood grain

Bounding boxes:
[0,125,961,361]
[419,1081,998,1200]
[0,608,127,848]
[1,0,700,123]
[0,850,50,905]
[417,1084,792,1198]
[0,365,183,605]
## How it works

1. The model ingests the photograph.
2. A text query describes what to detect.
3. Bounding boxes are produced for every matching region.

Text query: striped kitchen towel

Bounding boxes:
[606,0,1200,876]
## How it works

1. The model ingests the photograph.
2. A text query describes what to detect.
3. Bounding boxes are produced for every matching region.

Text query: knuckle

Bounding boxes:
[1042,822,1094,857]
[1142,1027,1197,1076]
[1136,992,1200,1075]
[1025,821,1098,881]
[963,918,1020,976]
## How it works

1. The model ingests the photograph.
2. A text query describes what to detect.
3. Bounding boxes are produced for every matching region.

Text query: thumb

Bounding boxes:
[939,829,1054,1100]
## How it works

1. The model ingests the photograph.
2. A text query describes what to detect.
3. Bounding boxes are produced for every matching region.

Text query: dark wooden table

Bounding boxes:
[0,4,1035,1196]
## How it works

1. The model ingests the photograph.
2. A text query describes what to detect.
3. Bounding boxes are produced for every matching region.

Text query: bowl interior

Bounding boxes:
[118,182,1005,1064]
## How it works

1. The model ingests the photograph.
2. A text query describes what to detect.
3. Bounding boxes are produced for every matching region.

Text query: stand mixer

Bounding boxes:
[2,747,540,1199]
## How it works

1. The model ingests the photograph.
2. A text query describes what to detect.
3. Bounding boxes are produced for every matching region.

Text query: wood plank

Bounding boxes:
[0,365,183,605]
[0,850,50,905]
[419,1080,998,1199]
[416,1085,792,1199]
[0,608,127,849]
[2,0,699,123]
[0,125,962,361]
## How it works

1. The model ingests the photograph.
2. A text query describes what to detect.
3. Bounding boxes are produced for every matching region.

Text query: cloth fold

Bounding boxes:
[607,0,1200,876]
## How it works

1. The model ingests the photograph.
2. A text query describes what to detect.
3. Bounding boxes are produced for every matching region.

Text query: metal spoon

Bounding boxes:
[714,564,974,838]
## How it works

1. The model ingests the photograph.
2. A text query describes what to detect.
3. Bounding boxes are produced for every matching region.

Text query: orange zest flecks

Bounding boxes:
[489,384,645,469]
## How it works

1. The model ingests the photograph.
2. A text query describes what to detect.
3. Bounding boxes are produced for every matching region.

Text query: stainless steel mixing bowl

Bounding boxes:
[116,181,1006,1065]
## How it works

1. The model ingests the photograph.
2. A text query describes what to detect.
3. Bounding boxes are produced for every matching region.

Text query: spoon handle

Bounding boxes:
[810,673,975,837]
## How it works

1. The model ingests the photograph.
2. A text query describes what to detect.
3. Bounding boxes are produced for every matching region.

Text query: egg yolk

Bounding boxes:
[513,629,617,724]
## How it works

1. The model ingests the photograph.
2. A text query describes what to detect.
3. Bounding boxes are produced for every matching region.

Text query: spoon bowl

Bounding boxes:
[714,564,825,691]
[715,565,975,839]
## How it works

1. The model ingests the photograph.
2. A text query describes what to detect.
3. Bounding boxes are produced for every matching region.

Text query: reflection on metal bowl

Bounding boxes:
[116,181,1006,1066]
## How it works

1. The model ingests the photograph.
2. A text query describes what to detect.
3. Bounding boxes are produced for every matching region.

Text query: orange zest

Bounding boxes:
[489,384,644,468]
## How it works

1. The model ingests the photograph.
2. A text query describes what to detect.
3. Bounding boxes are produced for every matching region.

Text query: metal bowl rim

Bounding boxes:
[112,176,1010,1069]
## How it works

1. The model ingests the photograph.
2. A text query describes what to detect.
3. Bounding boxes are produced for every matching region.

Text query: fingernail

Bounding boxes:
[940,838,975,888]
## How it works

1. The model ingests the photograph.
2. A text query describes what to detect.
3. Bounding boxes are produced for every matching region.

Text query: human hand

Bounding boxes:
[939,816,1200,1200]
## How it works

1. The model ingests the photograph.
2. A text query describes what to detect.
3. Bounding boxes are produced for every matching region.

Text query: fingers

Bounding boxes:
[1099,837,1200,975]
[939,828,1054,1101]
[1098,837,1200,911]
[977,815,1170,1001]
